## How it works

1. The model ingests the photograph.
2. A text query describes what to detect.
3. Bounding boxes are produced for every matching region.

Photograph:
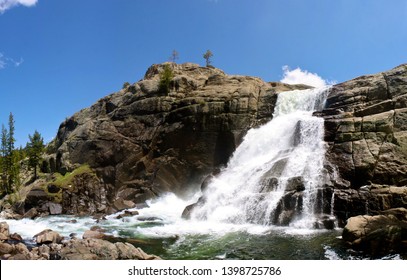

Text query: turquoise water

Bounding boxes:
[155,229,345,260]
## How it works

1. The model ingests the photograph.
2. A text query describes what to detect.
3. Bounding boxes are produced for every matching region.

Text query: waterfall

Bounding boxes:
[191,87,331,228]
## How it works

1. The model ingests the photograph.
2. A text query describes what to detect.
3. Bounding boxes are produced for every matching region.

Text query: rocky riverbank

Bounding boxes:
[0,221,160,260]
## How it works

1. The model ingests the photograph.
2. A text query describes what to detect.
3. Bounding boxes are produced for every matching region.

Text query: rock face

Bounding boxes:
[49,63,303,215]
[321,64,407,225]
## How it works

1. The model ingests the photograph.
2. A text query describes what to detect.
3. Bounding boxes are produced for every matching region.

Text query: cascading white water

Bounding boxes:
[191,87,330,228]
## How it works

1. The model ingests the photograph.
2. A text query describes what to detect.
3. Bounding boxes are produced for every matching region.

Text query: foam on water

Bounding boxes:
[1,215,95,240]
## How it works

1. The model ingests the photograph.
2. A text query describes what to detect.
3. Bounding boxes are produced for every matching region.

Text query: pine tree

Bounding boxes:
[169,49,179,63]
[7,113,15,156]
[159,64,174,93]
[1,125,8,193]
[27,130,44,180]
[0,113,20,194]
[7,113,16,188]
[203,50,213,67]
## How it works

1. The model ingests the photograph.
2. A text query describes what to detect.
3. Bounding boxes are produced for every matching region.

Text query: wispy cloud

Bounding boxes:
[0,52,24,69]
[280,65,335,88]
[0,0,38,13]
[0,53,6,69]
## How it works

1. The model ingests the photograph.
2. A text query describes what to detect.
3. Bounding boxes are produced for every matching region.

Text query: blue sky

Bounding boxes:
[0,0,406,147]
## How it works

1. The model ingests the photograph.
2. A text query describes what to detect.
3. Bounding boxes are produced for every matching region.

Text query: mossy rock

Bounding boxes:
[51,164,95,189]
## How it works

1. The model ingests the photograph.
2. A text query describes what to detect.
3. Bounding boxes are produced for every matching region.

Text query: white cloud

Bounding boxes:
[280,65,335,88]
[0,53,6,69]
[0,0,38,13]
[0,52,24,69]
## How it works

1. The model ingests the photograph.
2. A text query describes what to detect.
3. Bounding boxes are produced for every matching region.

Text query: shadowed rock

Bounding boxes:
[342,208,407,256]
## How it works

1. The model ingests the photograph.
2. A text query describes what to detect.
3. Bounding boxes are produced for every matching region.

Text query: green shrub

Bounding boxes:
[159,64,174,94]
[122,82,131,89]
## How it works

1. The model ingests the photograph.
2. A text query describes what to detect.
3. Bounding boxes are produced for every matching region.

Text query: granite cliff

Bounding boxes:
[14,63,407,229]
[321,64,407,225]
[39,63,307,215]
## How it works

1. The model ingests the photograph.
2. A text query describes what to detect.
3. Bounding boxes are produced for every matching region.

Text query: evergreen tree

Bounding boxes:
[159,64,174,93]
[1,125,7,167]
[27,130,44,180]
[7,113,15,157]
[7,113,16,188]
[203,49,213,67]
[169,49,179,63]
[1,125,8,193]
[0,113,20,194]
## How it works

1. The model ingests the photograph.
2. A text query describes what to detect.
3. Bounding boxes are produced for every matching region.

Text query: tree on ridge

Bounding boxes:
[203,49,213,67]
[169,49,179,63]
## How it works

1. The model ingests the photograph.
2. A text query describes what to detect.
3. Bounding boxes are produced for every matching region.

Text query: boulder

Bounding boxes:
[7,253,32,260]
[5,243,36,260]
[342,208,407,256]
[82,230,107,240]
[59,238,161,260]
[0,242,14,255]
[9,233,23,242]
[31,245,51,259]
[0,208,22,220]
[116,210,139,219]
[23,207,38,219]
[0,222,10,240]
[34,229,64,244]
[47,202,63,215]
[14,242,30,255]
[113,198,136,211]
[115,242,161,260]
